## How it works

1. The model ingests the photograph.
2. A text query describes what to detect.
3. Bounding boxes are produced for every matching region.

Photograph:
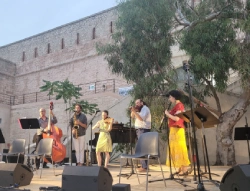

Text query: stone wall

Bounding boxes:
[7,93,131,157]
[0,8,117,65]
[0,58,15,95]
[0,103,11,147]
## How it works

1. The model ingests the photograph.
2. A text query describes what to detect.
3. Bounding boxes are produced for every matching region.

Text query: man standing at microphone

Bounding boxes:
[131,99,151,172]
[69,104,87,166]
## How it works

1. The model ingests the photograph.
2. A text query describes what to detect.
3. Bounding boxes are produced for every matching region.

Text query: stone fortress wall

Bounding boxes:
[0,7,133,152]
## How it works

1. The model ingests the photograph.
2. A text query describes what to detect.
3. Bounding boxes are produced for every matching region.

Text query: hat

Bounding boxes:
[167,90,182,100]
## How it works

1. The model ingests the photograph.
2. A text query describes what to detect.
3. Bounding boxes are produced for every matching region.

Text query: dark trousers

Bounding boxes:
[136,128,150,169]
[35,135,47,168]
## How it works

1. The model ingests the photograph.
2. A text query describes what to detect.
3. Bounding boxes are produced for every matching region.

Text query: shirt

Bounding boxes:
[69,112,87,137]
[168,102,185,128]
[37,116,58,135]
[134,105,151,129]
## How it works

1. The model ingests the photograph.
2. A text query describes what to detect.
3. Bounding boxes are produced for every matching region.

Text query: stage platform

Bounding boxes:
[14,163,229,191]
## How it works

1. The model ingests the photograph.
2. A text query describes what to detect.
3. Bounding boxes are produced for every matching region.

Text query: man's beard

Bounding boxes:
[135,105,143,112]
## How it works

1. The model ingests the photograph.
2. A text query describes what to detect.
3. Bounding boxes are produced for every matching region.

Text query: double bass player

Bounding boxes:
[35,107,57,169]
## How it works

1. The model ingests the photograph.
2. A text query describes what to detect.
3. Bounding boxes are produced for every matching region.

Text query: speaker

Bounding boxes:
[0,163,33,187]
[112,183,131,191]
[62,166,113,191]
[220,164,250,191]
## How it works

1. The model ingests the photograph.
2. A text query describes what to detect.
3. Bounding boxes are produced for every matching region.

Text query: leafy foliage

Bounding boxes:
[66,100,99,115]
[40,79,98,114]
[97,0,177,99]
[180,19,238,92]
[40,79,82,103]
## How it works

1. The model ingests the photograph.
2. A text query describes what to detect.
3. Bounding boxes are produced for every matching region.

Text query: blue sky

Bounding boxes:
[0,0,118,46]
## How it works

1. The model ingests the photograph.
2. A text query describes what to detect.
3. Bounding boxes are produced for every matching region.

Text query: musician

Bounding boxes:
[36,108,57,169]
[69,104,87,166]
[131,99,151,172]
[164,90,190,176]
[92,110,113,168]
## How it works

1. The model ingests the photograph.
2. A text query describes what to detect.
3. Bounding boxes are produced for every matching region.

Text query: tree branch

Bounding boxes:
[174,1,236,30]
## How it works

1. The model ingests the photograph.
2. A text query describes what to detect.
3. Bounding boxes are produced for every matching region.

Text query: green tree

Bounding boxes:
[40,79,98,114]
[176,0,250,165]
[97,0,177,98]
[97,0,250,165]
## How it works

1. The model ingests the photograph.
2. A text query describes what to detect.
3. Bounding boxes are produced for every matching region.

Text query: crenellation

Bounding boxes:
[0,7,118,64]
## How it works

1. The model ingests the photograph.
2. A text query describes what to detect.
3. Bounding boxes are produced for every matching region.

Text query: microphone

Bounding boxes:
[95,110,101,113]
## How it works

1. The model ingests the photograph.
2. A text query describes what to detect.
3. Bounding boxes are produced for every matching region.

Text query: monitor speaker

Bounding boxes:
[220,164,250,191]
[112,183,131,191]
[0,163,33,187]
[62,166,113,191]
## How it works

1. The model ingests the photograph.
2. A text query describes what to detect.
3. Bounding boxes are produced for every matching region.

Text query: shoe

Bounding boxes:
[173,171,179,176]
[43,165,49,168]
[187,166,193,174]
[178,171,188,176]
[137,167,147,172]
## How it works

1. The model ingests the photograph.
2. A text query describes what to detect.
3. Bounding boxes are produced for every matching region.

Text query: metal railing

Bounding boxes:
[0,79,131,106]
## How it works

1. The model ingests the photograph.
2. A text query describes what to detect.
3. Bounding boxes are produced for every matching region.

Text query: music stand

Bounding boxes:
[176,112,197,181]
[118,116,140,179]
[180,107,220,186]
[234,119,250,164]
[0,128,5,143]
[18,118,40,169]
[87,110,100,166]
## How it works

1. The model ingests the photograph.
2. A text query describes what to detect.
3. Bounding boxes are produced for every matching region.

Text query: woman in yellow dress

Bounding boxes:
[164,90,190,176]
[92,110,113,168]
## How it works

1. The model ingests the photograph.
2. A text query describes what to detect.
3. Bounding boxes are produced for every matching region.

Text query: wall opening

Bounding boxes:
[22,51,26,62]
[92,28,96,39]
[110,22,113,33]
[34,47,38,58]
[61,38,65,49]
[47,43,51,54]
[77,33,80,45]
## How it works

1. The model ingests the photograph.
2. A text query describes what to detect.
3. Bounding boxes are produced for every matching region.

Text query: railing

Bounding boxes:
[0,79,131,106]
[0,93,14,105]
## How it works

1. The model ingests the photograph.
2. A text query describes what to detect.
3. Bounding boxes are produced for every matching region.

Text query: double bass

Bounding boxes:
[43,102,66,163]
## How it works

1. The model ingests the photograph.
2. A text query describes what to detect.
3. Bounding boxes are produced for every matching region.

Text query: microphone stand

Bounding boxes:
[87,110,100,165]
[183,62,204,191]
[149,99,187,187]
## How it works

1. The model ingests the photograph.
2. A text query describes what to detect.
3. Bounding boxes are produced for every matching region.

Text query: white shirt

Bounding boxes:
[134,105,151,129]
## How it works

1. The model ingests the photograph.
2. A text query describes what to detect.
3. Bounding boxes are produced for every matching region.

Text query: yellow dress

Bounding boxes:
[96,120,112,152]
[166,127,190,168]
